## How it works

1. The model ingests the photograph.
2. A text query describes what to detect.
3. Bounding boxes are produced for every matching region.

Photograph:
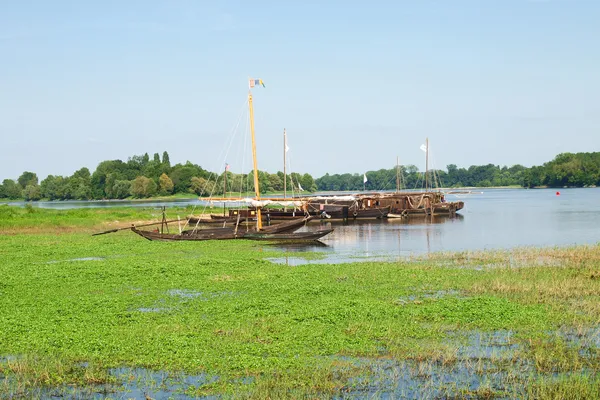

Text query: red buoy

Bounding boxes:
[556,191,560,196]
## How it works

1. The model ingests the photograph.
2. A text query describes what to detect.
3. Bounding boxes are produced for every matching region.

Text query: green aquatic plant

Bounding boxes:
[0,216,599,397]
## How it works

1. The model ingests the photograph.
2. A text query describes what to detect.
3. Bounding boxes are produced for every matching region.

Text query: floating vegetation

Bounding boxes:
[1,212,600,398]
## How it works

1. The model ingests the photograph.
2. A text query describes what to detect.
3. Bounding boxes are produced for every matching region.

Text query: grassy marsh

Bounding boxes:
[1,207,599,398]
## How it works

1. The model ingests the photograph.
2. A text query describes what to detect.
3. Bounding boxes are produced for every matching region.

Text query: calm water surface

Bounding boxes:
[4,188,599,263]
[268,188,600,264]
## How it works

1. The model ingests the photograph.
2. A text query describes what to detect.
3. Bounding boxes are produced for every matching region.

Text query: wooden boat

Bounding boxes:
[259,215,314,233]
[131,226,244,241]
[400,200,464,216]
[123,80,327,243]
[131,214,313,241]
[359,192,464,218]
[305,202,390,220]
[243,228,334,242]
[324,206,390,219]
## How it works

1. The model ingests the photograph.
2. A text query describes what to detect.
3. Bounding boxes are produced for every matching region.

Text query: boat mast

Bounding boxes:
[396,155,400,193]
[425,137,429,191]
[248,89,262,230]
[283,128,287,199]
[223,164,227,216]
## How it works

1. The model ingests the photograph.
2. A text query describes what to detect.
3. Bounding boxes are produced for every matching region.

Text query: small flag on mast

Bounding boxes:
[363,173,368,183]
[225,163,230,171]
[285,143,289,153]
[420,144,428,153]
[249,78,265,88]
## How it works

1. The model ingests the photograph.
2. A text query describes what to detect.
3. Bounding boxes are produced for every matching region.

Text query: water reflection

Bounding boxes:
[266,188,600,265]
[4,188,600,265]
[267,215,463,265]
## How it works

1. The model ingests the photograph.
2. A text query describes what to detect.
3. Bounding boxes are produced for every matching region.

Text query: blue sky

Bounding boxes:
[1,0,598,181]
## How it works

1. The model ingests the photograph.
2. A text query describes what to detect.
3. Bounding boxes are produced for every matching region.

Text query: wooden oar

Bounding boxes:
[92,219,181,236]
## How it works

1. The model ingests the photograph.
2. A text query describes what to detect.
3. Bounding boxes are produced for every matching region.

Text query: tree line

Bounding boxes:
[0,151,317,201]
[317,152,599,191]
[1,151,598,201]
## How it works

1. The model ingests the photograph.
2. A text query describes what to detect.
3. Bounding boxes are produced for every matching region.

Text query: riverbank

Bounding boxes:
[1,209,599,398]
[0,204,223,234]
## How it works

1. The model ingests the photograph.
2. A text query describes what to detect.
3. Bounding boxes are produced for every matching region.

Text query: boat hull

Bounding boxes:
[243,229,334,242]
[131,227,244,241]
[316,206,390,220]
[130,216,313,241]
[394,201,464,217]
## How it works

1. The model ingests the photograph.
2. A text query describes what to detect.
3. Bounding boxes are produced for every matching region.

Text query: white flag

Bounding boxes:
[420,144,428,153]
[363,173,368,183]
[285,143,289,153]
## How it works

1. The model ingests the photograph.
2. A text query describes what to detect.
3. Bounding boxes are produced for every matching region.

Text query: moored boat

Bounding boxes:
[125,80,325,242]
[243,228,334,242]
[131,226,244,241]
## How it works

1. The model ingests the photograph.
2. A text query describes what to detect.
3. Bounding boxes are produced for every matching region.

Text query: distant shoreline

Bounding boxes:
[2,185,599,205]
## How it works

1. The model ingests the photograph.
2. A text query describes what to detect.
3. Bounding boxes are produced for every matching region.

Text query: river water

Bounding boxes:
[3,188,599,263]
[270,188,600,264]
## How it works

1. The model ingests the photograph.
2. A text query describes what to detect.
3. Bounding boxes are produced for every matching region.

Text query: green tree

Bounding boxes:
[18,171,38,188]
[71,167,91,181]
[170,162,203,193]
[2,179,22,199]
[159,173,174,195]
[112,180,131,199]
[300,173,317,192]
[190,176,211,196]
[130,176,157,198]
[23,184,41,201]
[68,177,92,200]
[90,160,128,198]
[127,154,147,172]
[40,175,68,200]
[162,151,171,168]
[268,173,283,191]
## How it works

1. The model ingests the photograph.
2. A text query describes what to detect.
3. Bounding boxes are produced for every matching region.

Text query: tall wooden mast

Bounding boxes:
[283,128,287,199]
[425,137,429,191]
[248,89,262,230]
[396,156,400,193]
[223,164,228,216]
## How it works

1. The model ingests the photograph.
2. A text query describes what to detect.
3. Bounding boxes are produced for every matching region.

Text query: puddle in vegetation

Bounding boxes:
[2,327,598,398]
[557,325,600,351]
[266,254,413,266]
[334,329,598,398]
[137,289,237,313]
[0,365,220,399]
[394,289,462,305]
[137,307,169,313]
[167,289,236,300]
[167,289,204,299]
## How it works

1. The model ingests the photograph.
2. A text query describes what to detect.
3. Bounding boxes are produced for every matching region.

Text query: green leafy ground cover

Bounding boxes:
[0,204,220,234]
[1,207,599,398]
